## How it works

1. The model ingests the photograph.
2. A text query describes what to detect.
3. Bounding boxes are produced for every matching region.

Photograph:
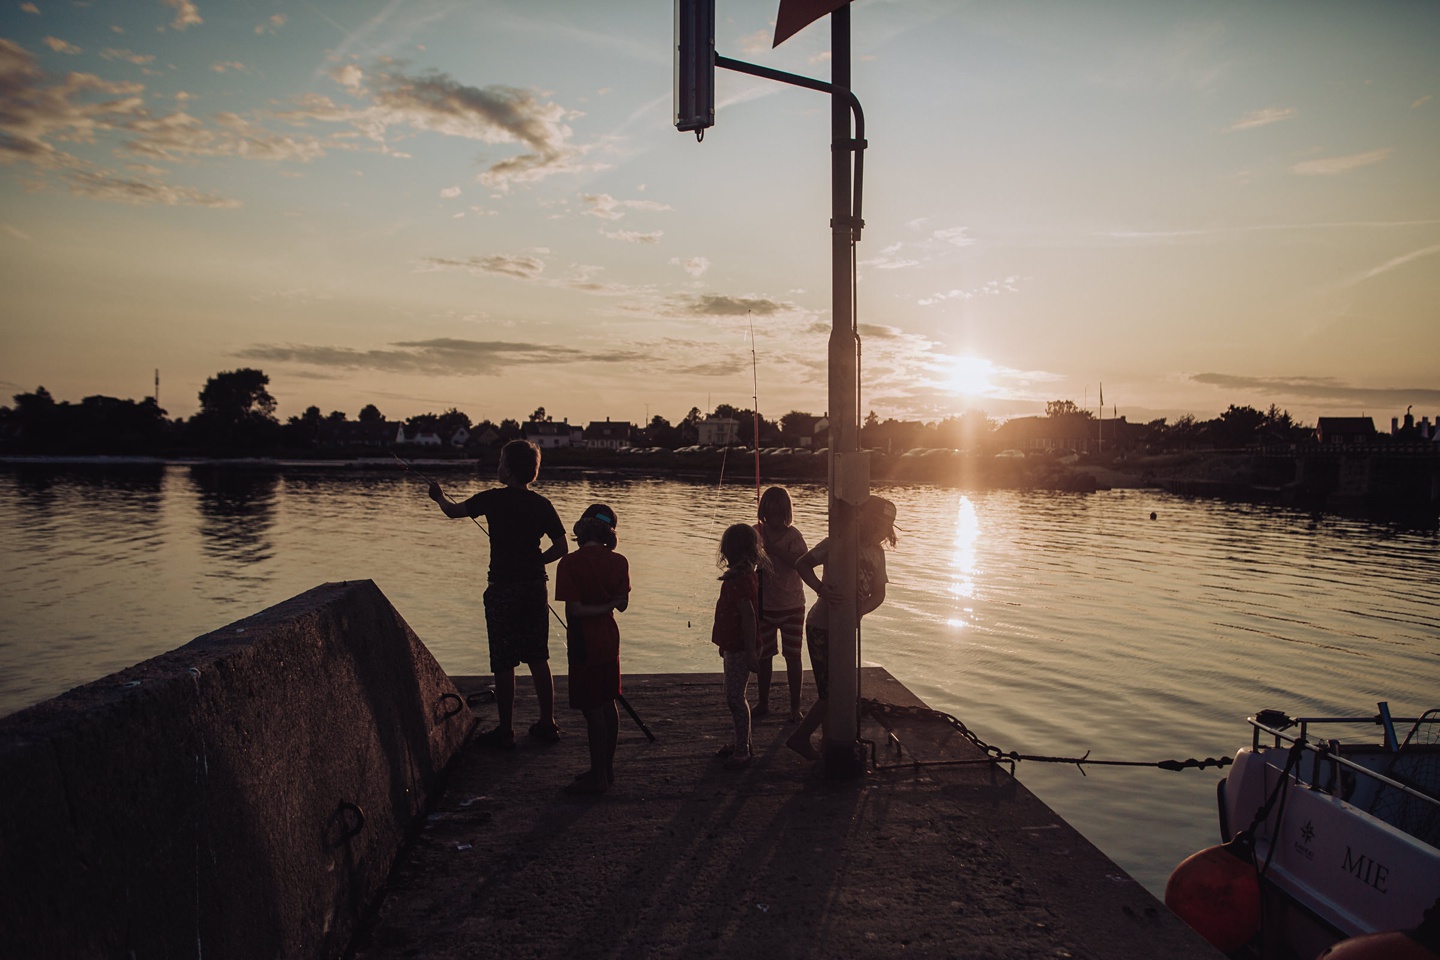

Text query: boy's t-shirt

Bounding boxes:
[554,544,630,665]
[458,486,566,582]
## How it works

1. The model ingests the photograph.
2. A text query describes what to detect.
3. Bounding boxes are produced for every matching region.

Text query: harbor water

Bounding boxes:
[1,460,1436,896]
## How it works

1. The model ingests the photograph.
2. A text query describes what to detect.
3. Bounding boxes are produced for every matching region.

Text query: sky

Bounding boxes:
[2,0,1438,430]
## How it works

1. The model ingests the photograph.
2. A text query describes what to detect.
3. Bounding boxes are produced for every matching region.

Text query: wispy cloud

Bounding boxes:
[1345,243,1440,286]
[1412,95,1431,109]
[670,256,709,278]
[1227,106,1296,131]
[599,228,662,244]
[580,192,672,219]
[917,277,1020,306]
[1291,148,1393,175]
[255,13,286,36]
[42,37,81,54]
[1191,373,1440,407]
[162,0,202,31]
[100,48,156,65]
[417,254,547,280]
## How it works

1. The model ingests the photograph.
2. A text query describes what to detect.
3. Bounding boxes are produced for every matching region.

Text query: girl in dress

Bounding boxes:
[710,523,764,768]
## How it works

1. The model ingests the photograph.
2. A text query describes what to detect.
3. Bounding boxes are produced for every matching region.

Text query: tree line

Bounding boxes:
[0,367,1317,457]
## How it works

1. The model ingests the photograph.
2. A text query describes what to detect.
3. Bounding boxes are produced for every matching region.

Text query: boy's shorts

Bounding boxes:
[757,605,804,660]
[483,579,550,672]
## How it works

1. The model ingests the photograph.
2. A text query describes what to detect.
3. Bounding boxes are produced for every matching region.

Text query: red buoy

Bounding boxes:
[1315,931,1440,960]
[1164,840,1261,953]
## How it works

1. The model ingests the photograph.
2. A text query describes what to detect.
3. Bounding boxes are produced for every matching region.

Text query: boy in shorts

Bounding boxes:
[429,439,568,748]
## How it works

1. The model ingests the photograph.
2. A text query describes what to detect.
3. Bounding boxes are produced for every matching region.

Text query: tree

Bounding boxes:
[190,368,279,451]
[1210,404,1268,449]
[358,404,384,423]
[498,418,522,440]
[327,410,347,422]
[529,406,549,422]
[1045,399,1093,419]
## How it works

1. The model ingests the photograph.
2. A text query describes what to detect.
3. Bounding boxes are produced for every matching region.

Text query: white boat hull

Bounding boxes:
[1222,745,1440,944]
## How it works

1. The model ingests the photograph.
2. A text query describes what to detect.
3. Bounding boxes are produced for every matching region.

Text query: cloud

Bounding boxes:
[599,228,662,244]
[20,3,39,13]
[418,254,546,280]
[162,0,202,31]
[669,293,790,317]
[123,110,327,162]
[100,48,157,65]
[439,185,461,198]
[917,276,1020,306]
[671,256,709,277]
[580,191,672,219]
[933,226,976,247]
[42,37,81,54]
[1227,106,1296,131]
[65,168,239,206]
[235,338,651,377]
[1414,95,1432,109]
[0,39,146,166]
[1291,149,1393,175]
[1190,373,1440,407]
[352,66,599,190]
[1344,243,1440,286]
[255,13,286,36]
[210,61,247,74]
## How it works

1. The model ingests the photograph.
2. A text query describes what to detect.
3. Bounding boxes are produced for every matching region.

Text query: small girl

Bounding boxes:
[754,486,808,721]
[786,495,897,761]
[710,522,764,769]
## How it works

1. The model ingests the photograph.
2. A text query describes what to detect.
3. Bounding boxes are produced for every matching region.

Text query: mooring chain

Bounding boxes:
[860,698,1233,773]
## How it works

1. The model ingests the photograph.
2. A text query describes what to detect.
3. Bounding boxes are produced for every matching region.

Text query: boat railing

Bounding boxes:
[1247,711,1440,814]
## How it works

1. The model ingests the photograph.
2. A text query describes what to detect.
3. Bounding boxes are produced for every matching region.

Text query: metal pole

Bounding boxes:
[823,4,862,779]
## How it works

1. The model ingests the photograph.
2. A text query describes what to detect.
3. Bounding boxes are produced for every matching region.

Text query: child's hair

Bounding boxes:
[757,486,793,526]
[717,522,763,574]
[499,439,541,484]
[859,496,898,548]
[573,502,618,549]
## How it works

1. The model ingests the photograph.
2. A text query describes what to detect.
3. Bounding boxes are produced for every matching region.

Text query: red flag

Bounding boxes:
[774,0,852,47]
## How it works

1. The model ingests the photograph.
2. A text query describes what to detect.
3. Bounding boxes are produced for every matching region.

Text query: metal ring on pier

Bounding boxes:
[336,800,365,842]
[439,692,464,719]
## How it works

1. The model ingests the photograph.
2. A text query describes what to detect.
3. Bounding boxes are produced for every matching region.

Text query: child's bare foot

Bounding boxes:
[752,704,770,719]
[788,709,803,722]
[785,732,819,761]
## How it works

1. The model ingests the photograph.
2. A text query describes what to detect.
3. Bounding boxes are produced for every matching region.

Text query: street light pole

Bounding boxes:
[676,0,869,777]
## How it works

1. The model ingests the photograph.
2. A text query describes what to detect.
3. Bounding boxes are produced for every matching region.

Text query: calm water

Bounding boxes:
[2,461,1437,896]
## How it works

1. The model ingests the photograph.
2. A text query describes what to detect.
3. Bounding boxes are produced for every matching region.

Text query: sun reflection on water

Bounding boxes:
[948,495,979,626]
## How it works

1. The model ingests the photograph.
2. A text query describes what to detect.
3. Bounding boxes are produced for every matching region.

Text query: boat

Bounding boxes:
[1169,703,1440,959]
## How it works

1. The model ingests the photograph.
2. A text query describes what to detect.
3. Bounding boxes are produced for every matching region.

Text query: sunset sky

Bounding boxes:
[2,0,1437,429]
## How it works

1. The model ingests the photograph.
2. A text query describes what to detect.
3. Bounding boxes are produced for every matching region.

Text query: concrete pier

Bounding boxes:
[1,583,1221,959]
[352,670,1222,960]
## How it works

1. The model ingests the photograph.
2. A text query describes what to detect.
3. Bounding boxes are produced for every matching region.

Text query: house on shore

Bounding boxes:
[523,419,583,449]
[991,415,1138,456]
[1316,417,1376,447]
[583,419,634,450]
[697,416,740,447]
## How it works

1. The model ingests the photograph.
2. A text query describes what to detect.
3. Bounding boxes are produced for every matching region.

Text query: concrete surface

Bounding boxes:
[0,580,471,960]
[351,669,1221,960]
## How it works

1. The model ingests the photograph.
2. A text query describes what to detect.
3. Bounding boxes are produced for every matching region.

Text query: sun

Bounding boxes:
[941,355,996,398]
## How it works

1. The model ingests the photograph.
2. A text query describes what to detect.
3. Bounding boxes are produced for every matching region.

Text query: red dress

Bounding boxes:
[710,570,759,654]
[554,545,630,709]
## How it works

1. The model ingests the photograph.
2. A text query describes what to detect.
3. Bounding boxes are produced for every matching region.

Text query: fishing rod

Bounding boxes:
[393,451,655,742]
